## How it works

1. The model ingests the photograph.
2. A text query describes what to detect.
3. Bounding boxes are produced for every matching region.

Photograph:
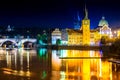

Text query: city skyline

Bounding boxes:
[0,0,119,29]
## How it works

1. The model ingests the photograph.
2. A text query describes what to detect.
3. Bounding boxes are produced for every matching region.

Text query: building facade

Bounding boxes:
[66,7,99,45]
[51,28,61,45]
[97,16,112,38]
[51,9,120,46]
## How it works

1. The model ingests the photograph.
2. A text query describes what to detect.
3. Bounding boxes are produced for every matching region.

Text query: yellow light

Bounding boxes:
[114,31,116,34]
[26,71,31,77]
[19,70,24,76]
[3,71,11,74]
[13,70,18,75]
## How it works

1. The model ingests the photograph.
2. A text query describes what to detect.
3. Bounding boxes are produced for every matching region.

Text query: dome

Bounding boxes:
[98,16,109,27]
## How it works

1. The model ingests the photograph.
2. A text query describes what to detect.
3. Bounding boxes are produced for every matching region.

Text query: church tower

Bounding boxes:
[74,12,81,30]
[81,6,90,45]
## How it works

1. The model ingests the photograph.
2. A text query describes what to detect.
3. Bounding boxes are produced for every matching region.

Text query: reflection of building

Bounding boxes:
[0,49,37,77]
[52,50,112,80]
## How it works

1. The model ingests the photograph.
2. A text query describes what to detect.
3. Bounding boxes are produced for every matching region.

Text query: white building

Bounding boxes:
[97,16,112,38]
[51,28,61,45]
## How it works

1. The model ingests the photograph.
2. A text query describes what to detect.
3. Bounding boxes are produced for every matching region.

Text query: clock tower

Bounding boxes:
[81,6,90,45]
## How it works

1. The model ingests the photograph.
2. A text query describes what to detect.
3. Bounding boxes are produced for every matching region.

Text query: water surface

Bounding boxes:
[0,48,119,80]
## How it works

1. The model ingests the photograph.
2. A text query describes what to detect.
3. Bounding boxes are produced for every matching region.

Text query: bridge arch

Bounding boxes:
[0,39,18,47]
[17,39,36,47]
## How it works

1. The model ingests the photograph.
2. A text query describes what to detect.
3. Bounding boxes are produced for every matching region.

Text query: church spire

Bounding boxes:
[84,4,88,19]
[102,16,105,20]
[77,11,80,21]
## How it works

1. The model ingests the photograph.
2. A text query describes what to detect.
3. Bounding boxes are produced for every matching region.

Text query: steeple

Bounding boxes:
[102,16,105,20]
[84,5,88,19]
[81,4,90,45]
[77,11,80,21]
[74,11,81,30]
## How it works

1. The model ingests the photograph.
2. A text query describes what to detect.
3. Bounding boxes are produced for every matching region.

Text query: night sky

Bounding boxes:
[0,0,119,29]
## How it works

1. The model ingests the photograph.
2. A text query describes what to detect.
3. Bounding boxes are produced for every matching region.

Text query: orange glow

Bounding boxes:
[26,71,31,77]
[3,71,11,74]
[52,50,112,80]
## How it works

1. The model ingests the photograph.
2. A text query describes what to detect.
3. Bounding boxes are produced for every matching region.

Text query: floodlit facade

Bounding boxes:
[96,16,112,38]
[51,9,120,46]
[66,7,100,45]
[61,29,68,45]
[51,28,61,45]
[67,29,82,45]
[81,8,90,45]
[111,28,120,38]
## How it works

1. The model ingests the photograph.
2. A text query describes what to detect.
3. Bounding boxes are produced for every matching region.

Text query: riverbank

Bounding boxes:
[38,45,110,50]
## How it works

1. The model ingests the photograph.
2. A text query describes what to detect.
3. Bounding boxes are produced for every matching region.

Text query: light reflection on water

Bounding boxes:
[0,48,119,80]
[52,50,112,80]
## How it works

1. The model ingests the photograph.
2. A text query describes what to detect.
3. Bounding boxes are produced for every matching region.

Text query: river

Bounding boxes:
[0,48,119,80]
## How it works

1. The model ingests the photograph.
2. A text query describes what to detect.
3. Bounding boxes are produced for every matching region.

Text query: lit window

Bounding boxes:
[107,31,109,34]
[101,31,104,34]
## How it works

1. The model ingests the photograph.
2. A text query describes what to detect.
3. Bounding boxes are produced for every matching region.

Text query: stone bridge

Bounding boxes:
[0,38,37,47]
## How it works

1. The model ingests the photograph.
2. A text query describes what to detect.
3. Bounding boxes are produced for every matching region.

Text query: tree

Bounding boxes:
[100,36,108,45]
[37,34,42,44]
[41,33,47,44]
[110,38,120,55]
[56,39,61,45]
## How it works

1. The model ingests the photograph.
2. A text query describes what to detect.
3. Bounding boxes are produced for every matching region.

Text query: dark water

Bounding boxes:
[0,48,119,80]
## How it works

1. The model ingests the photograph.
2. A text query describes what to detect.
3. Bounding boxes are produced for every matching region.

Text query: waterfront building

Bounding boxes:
[66,7,100,45]
[96,16,112,38]
[81,7,90,45]
[67,29,82,45]
[51,28,61,45]
[51,9,120,46]
[51,7,100,45]
[111,28,120,38]
[61,29,68,45]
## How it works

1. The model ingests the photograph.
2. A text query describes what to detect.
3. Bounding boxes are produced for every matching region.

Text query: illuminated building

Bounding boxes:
[6,25,14,32]
[61,29,68,45]
[67,29,82,45]
[116,31,120,37]
[111,28,120,38]
[51,9,120,46]
[98,16,109,27]
[96,16,112,38]
[90,30,100,45]
[51,28,61,45]
[66,7,100,45]
[81,7,90,45]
